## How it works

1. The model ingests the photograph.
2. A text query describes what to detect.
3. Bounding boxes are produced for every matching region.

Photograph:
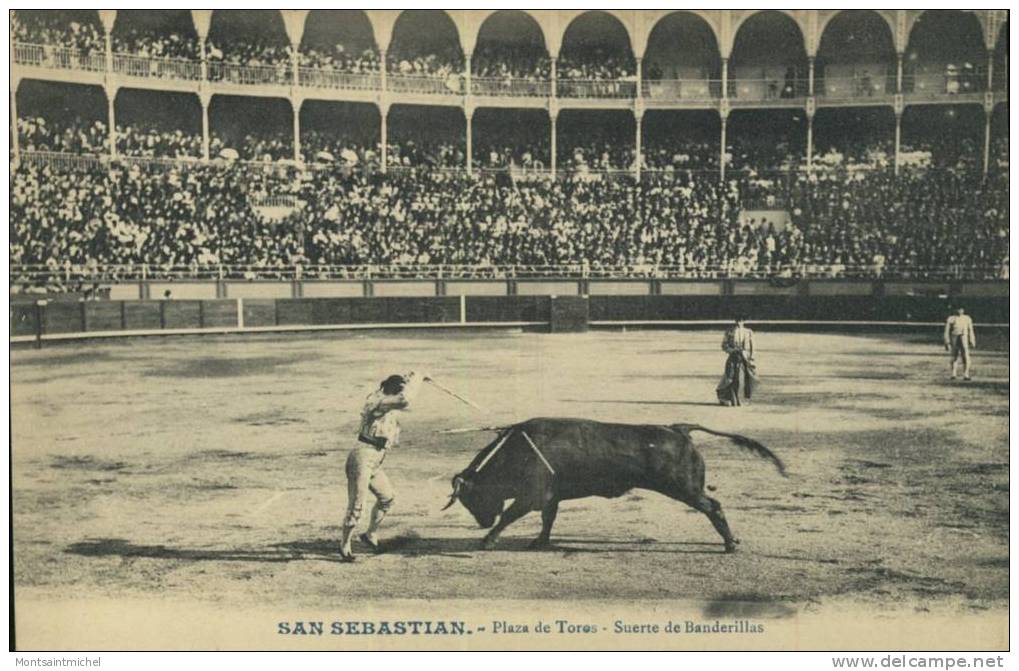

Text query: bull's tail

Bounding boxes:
[671,424,787,477]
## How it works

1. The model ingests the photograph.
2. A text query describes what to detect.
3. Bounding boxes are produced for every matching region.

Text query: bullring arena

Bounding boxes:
[8,8,1009,652]
[11,316,1010,649]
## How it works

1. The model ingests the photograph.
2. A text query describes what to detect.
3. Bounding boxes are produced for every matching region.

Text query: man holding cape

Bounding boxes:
[716,316,758,407]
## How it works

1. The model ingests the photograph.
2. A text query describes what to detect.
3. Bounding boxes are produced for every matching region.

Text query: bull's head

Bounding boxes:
[442,473,503,529]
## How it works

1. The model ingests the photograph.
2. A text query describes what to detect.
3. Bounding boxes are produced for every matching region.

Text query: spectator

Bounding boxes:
[300,44,380,74]
[112,28,199,60]
[10,118,1008,284]
[12,12,104,56]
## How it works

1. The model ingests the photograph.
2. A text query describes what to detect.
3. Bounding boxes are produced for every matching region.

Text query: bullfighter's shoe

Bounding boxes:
[359,533,382,553]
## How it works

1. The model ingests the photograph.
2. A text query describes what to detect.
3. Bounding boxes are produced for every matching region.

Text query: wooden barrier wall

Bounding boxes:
[78,278,1008,302]
[10,281,1009,340]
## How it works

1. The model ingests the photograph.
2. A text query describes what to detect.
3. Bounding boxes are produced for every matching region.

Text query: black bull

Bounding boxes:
[443,418,786,553]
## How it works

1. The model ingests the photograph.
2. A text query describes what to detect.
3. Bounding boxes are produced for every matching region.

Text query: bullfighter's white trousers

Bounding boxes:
[343,446,395,529]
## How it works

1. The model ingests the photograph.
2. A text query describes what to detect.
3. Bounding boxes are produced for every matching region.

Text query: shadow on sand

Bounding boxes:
[280,534,729,557]
[66,538,311,563]
[561,399,721,407]
[66,534,728,563]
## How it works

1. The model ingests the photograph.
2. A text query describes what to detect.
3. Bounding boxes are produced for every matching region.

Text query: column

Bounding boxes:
[11,88,19,165]
[292,99,301,164]
[805,97,815,171]
[380,104,388,174]
[896,53,904,93]
[200,94,210,161]
[98,10,116,71]
[982,109,992,175]
[550,56,557,98]
[893,112,902,176]
[105,29,113,73]
[466,108,473,175]
[808,57,815,96]
[806,116,813,172]
[986,52,994,91]
[721,57,728,99]
[291,42,300,87]
[719,114,727,181]
[380,50,388,92]
[635,56,643,98]
[9,31,17,166]
[634,111,642,179]
[465,52,472,96]
[107,90,117,158]
[199,36,207,81]
[550,112,557,178]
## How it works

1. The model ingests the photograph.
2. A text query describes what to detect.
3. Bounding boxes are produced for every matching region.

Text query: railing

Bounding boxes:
[208,61,293,86]
[251,194,300,209]
[902,72,986,99]
[116,154,204,169]
[13,42,106,72]
[642,79,722,102]
[9,263,1008,283]
[17,151,107,171]
[816,76,895,101]
[471,77,551,98]
[15,151,304,175]
[20,151,995,184]
[298,67,380,91]
[386,72,465,95]
[113,53,202,81]
[728,78,809,101]
[557,78,637,99]
[12,41,1009,108]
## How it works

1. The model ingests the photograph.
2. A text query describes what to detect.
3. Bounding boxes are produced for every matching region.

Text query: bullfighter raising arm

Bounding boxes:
[341,370,429,562]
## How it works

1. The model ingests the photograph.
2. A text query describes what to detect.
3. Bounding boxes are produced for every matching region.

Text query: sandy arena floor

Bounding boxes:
[10,328,1009,649]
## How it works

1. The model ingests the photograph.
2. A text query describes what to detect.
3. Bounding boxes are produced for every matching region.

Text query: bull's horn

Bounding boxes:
[441,476,466,511]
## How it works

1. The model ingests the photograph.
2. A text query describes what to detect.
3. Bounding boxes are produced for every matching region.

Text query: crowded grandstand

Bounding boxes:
[9,10,1009,291]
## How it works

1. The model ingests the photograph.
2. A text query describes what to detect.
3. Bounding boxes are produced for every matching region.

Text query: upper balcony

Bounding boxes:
[114,52,203,82]
[642,79,722,107]
[11,42,1008,112]
[15,43,107,75]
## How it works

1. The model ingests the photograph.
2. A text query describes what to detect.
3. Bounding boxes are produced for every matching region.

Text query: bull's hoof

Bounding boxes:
[481,537,499,551]
[528,537,551,550]
[724,539,740,554]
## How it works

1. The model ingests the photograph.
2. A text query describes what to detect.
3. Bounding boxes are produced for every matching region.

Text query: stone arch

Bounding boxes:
[473,10,550,54]
[300,10,377,53]
[111,10,198,42]
[463,10,554,56]
[816,10,897,96]
[727,10,807,58]
[730,10,807,65]
[389,9,463,58]
[207,9,290,46]
[990,12,1007,51]
[905,10,988,96]
[558,10,635,58]
[817,10,896,54]
[906,11,987,56]
[640,10,720,59]
[643,11,722,80]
